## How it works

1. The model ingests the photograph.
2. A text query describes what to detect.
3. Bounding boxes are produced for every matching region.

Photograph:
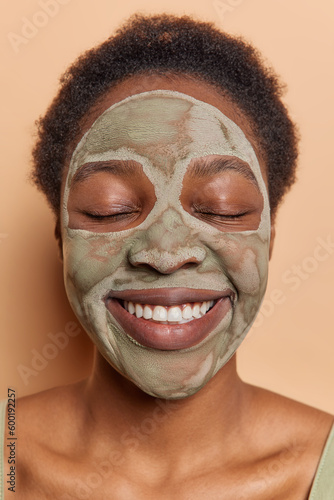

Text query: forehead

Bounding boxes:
[63,74,268,185]
[63,89,271,238]
[69,91,258,179]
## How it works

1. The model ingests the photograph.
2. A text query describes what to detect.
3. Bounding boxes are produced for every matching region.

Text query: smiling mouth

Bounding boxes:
[105,288,234,351]
[121,300,216,324]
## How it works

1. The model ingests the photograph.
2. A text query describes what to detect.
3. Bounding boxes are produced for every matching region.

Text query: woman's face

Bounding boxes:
[60,74,273,399]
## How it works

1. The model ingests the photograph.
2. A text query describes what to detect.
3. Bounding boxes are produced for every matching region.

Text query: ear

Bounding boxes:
[269,222,276,260]
[54,218,63,261]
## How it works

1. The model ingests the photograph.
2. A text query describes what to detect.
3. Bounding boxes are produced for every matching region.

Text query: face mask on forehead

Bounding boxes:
[62,90,271,399]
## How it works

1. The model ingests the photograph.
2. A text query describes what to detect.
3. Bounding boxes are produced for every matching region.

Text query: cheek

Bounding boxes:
[63,232,128,294]
[228,248,262,296]
[206,232,269,295]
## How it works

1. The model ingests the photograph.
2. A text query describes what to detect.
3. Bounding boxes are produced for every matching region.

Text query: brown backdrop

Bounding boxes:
[1,0,333,413]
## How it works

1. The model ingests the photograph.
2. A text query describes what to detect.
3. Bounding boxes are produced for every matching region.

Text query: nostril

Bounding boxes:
[128,256,203,275]
[128,247,206,274]
[129,262,162,274]
[180,261,198,270]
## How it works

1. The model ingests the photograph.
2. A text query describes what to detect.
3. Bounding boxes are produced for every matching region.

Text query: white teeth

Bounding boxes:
[143,305,152,320]
[200,302,207,315]
[152,305,168,321]
[182,305,193,320]
[135,303,143,318]
[192,303,201,318]
[123,299,216,323]
[167,306,182,322]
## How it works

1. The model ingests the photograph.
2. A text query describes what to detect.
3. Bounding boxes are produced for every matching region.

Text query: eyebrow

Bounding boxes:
[71,160,139,185]
[188,156,260,189]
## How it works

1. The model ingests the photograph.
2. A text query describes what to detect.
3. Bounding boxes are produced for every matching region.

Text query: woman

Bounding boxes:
[1,14,333,499]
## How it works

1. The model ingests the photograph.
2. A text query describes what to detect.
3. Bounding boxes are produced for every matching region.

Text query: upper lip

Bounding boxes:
[105,287,235,306]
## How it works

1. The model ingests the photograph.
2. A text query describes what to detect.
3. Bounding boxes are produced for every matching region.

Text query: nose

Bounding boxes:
[129,247,206,274]
[127,208,206,274]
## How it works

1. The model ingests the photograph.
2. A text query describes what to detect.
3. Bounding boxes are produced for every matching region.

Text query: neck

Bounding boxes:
[81,350,250,466]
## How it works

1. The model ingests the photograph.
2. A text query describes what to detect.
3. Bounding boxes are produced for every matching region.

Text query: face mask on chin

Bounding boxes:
[62,90,271,399]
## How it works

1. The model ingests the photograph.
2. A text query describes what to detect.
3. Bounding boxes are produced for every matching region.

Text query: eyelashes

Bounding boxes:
[82,209,140,221]
[82,207,251,228]
[194,211,248,219]
[192,204,249,220]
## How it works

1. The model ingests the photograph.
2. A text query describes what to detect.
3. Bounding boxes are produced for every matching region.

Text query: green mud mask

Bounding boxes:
[62,91,271,399]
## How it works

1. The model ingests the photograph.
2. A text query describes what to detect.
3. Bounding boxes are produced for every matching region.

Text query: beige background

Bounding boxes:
[1,0,333,413]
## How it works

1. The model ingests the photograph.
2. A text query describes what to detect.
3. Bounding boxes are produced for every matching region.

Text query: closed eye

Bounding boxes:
[81,208,140,221]
[193,205,250,220]
[195,211,248,219]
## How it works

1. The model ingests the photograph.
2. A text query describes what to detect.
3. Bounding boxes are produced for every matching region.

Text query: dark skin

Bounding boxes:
[8,74,333,499]
[68,155,263,233]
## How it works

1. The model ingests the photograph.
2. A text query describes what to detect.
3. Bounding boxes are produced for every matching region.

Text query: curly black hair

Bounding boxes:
[31,13,298,221]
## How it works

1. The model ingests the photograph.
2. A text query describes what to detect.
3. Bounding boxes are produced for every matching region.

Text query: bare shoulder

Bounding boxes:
[16,382,87,447]
[12,383,87,493]
[17,382,85,415]
[244,384,334,495]
[249,384,334,440]
[1,384,86,498]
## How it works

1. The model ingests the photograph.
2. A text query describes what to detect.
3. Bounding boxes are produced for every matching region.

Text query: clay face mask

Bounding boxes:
[62,90,270,399]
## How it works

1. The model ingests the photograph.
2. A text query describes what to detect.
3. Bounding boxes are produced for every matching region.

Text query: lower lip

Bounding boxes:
[105,298,232,350]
